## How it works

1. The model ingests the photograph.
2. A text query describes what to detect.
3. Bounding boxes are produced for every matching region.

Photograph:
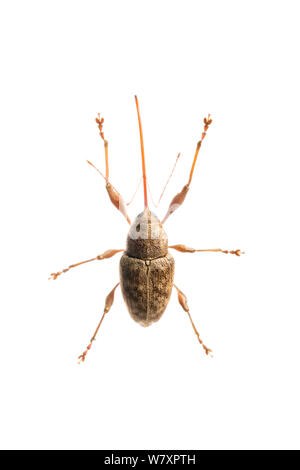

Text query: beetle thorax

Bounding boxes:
[126,209,168,260]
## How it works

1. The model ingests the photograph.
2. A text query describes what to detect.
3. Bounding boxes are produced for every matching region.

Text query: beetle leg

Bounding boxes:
[86,114,131,224]
[78,282,120,364]
[174,284,213,357]
[48,249,124,280]
[169,245,244,257]
[162,115,212,224]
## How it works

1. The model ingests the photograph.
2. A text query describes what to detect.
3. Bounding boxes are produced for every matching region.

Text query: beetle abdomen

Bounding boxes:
[119,253,175,327]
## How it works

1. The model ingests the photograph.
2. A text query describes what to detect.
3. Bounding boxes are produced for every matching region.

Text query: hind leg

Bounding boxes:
[78,282,120,363]
[174,284,212,357]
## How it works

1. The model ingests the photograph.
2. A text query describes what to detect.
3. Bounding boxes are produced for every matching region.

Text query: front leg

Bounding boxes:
[48,249,124,280]
[87,114,131,224]
[162,115,213,223]
[169,244,244,257]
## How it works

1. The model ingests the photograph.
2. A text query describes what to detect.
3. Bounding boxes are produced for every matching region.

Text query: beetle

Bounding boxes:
[49,96,243,363]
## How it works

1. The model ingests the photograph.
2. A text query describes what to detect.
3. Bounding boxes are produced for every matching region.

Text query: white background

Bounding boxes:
[0,0,299,450]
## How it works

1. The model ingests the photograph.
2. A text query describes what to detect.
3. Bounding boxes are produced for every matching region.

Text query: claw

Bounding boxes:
[48,271,62,280]
[95,113,105,140]
[221,249,245,257]
[77,353,86,364]
[231,249,245,256]
[203,346,213,357]
[77,342,93,364]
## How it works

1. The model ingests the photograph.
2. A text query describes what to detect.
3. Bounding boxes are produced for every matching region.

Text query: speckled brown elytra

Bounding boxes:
[49,96,243,363]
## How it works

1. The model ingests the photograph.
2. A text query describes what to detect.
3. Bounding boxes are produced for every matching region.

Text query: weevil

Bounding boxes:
[49,96,244,363]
